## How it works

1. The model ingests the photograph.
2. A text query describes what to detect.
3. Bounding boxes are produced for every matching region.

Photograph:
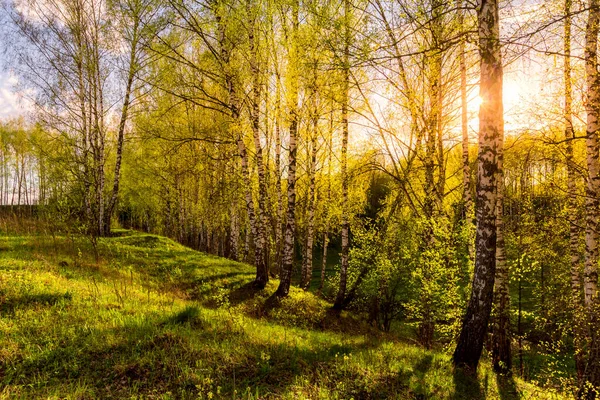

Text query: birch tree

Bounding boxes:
[454,0,504,371]
[275,0,300,298]
[333,0,351,309]
[582,0,600,394]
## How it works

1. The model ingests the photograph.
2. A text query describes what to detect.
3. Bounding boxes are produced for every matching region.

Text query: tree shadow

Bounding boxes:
[3,310,390,398]
[452,366,485,400]
[180,272,253,303]
[0,291,72,315]
[496,373,520,400]
[228,281,266,306]
[407,354,434,397]
[364,352,437,399]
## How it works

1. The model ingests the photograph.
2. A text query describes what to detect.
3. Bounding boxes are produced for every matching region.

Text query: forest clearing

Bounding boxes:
[0,222,567,399]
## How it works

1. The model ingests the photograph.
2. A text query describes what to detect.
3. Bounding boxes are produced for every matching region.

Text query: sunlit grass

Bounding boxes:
[0,230,569,399]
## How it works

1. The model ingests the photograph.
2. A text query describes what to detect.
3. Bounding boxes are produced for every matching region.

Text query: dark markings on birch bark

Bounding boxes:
[333,0,350,309]
[564,0,585,383]
[275,0,299,298]
[105,16,140,236]
[453,0,503,371]
[492,123,511,374]
[248,1,269,288]
[582,0,600,394]
[301,67,319,290]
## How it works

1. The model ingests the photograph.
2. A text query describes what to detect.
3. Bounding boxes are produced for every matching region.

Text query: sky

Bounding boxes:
[0,71,30,119]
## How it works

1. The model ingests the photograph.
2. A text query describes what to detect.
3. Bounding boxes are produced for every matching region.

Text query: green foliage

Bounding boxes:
[324,209,470,346]
[0,230,567,399]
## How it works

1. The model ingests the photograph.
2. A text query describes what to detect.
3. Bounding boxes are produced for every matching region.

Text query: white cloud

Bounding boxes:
[0,72,32,119]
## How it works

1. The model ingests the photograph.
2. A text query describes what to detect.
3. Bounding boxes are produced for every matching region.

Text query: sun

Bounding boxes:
[468,79,522,112]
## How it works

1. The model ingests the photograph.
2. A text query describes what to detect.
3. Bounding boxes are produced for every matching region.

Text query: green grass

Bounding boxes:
[0,229,570,399]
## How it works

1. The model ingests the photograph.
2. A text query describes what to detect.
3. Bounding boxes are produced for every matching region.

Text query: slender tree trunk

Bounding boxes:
[458,0,474,265]
[435,51,445,207]
[230,205,240,261]
[564,0,585,382]
[418,69,440,348]
[105,25,139,236]
[244,224,251,262]
[417,0,443,347]
[583,0,600,395]
[302,127,317,290]
[16,153,22,205]
[319,225,329,293]
[454,0,503,371]
[22,156,29,205]
[492,130,511,374]
[275,0,299,298]
[270,11,284,275]
[274,69,284,274]
[518,264,524,377]
[90,23,106,239]
[334,0,351,309]
[0,148,4,206]
[584,0,600,312]
[237,137,266,272]
[248,3,269,288]
[319,111,334,294]
[302,70,319,290]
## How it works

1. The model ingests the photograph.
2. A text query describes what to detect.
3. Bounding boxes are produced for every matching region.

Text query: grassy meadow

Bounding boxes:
[0,225,569,399]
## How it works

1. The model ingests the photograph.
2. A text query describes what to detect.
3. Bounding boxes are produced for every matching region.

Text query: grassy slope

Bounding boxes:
[0,230,568,399]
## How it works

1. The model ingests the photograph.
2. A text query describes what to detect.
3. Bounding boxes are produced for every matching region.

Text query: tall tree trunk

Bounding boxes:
[237,137,267,276]
[274,68,284,274]
[458,0,474,256]
[584,0,600,313]
[492,130,511,374]
[334,0,351,310]
[319,111,334,294]
[0,147,4,206]
[275,0,299,298]
[91,22,106,239]
[105,23,140,236]
[454,0,503,371]
[248,3,269,288]
[302,126,318,290]
[564,0,585,383]
[417,0,444,348]
[418,65,440,348]
[230,204,240,261]
[16,153,22,205]
[301,68,319,290]
[583,0,600,395]
[319,225,329,293]
[270,9,284,275]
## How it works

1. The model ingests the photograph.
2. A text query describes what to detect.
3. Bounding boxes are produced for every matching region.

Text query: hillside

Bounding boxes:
[0,230,567,399]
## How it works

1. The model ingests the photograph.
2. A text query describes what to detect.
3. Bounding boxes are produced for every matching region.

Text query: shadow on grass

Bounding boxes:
[183,272,254,302]
[397,354,434,398]
[497,373,520,400]
[452,367,485,400]
[229,280,263,306]
[2,308,394,399]
[0,291,72,315]
[2,232,457,397]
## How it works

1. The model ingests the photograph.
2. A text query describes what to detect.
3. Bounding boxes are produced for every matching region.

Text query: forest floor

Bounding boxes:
[0,227,570,399]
